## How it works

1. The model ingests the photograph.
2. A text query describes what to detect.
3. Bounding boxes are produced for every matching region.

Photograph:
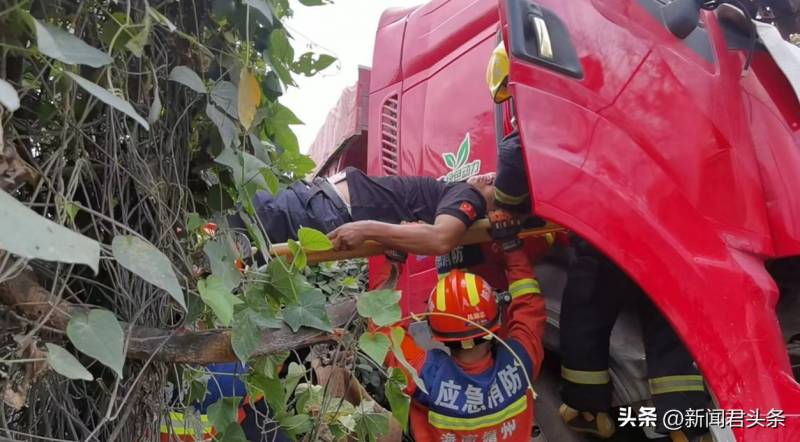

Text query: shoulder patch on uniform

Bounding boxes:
[459,202,477,221]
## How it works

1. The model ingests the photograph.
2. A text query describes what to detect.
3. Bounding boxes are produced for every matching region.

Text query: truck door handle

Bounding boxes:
[506,0,584,79]
[533,15,554,59]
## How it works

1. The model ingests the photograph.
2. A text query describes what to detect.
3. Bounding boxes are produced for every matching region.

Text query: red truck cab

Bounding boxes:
[358,0,800,440]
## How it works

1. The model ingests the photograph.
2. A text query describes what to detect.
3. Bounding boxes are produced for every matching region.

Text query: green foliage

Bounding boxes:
[231,308,262,362]
[357,290,402,327]
[66,310,125,378]
[389,327,428,395]
[113,235,186,309]
[45,344,93,381]
[215,147,273,192]
[354,403,391,442]
[0,190,100,273]
[169,66,207,93]
[282,288,332,332]
[287,239,307,269]
[304,259,367,299]
[292,52,337,76]
[203,237,242,291]
[298,227,333,251]
[245,0,275,25]
[198,275,243,327]
[33,19,113,67]
[358,332,391,365]
[65,72,149,130]
[278,413,313,438]
[217,424,248,442]
[385,368,411,431]
[267,258,306,298]
[299,0,333,5]
[208,397,241,434]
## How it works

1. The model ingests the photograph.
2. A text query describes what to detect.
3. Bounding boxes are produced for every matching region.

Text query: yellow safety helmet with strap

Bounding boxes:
[486,42,511,103]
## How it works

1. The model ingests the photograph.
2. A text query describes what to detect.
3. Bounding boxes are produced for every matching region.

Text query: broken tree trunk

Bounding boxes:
[0,271,356,365]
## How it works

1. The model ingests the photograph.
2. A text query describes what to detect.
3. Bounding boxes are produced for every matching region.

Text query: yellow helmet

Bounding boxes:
[486,42,511,104]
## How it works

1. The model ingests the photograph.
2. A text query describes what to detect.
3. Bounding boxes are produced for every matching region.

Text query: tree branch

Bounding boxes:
[0,271,355,365]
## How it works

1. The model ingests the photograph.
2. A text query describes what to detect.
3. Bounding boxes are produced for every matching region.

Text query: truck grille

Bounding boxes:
[380,94,400,175]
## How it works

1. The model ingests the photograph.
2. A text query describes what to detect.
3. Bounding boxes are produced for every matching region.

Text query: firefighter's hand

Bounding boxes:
[328,222,367,251]
[489,209,523,251]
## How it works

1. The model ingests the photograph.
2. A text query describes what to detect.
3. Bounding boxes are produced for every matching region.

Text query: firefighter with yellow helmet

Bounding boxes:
[485,42,531,216]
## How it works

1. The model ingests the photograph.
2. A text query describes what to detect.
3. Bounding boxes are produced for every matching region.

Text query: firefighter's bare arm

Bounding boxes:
[328,214,467,256]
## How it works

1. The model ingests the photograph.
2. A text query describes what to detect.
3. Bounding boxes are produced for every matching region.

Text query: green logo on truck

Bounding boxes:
[442,134,481,182]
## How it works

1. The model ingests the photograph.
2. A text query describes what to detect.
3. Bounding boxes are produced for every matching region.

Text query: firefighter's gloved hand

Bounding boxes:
[384,249,408,263]
[489,209,523,252]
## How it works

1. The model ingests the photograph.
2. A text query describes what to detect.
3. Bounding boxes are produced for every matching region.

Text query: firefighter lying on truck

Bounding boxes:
[229,166,499,257]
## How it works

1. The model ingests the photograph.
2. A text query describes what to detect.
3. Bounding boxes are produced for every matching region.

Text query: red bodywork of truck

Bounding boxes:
[362,0,800,440]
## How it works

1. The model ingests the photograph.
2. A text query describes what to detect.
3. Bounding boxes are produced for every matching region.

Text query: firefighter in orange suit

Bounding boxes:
[389,212,547,442]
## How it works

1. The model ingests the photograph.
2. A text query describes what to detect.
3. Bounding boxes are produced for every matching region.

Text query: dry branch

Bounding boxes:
[0,271,355,365]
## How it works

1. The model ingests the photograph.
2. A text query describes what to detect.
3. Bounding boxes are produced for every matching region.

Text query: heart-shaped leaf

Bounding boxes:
[203,238,242,291]
[198,276,243,327]
[356,290,401,327]
[298,227,333,251]
[358,332,390,365]
[45,343,93,381]
[66,309,125,378]
[0,190,100,273]
[112,235,185,310]
[34,19,113,67]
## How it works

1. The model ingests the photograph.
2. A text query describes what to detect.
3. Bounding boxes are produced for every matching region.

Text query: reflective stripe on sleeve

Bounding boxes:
[648,375,705,395]
[508,278,541,298]
[561,366,611,385]
[494,188,529,205]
